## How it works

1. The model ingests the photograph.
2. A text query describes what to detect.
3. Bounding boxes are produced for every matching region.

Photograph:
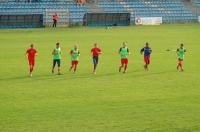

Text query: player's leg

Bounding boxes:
[55,20,57,27]
[119,59,124,72]
[73,61,78,73]
[31,60,35,72]
[177,58,179,70]
[179,59,183,71]
[53,20,55,27]
[145,62,148,70]
[29,64,32,76]
[30,60,35,76]
[123,64,127,73]
[28,59,33,76]
[146,57,150,70]
[31,65,33,73]
[93,57,98,73]
[123,59,128,73]
[52,60,56,74]
[74,64,77,73]
[93,64,96,72]
[93,57,96,72]
[119,64,124,72]
[144,57,147,70]
[28,59,31,72]
[30,65,34,76]
[70,61,74,71]
[177,58,181,70]
[57,59,61,74]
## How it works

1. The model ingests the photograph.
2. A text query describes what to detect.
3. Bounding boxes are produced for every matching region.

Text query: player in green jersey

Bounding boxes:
[118,42,130,73]
[69,45,80,73]
[176,43,186,71]
[52,42,61,75]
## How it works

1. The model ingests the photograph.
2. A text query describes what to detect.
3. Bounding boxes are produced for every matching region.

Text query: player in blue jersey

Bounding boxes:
[140,42,152,70]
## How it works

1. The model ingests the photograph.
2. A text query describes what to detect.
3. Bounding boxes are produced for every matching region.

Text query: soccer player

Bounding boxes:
[119,42,129,73]
[26,44,37,77]
[140,42,152,71]
[69,45,80,73]
[91,43,102,74]
[52,42,61,75]
[176,43,186,71]
[52,13,59,28]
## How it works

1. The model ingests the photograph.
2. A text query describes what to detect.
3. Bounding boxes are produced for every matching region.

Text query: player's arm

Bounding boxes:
[118,48,122,54]
[35,50,38,56]
[127,48,130,54]
[176,49,179,55]
[98,49,102,54]
[150,49,152,54]
[52,49,55,55]
[91,49,93,56]
[26,50,28,55]
[70,50,73,56]
[78,50,80,56]
[140,48,144,54]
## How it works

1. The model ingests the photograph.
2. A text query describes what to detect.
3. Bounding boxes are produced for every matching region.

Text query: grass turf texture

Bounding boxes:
[0,24,200,132]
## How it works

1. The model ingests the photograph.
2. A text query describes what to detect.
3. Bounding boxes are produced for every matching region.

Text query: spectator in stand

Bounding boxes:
[53,13,59,28]
[28,0,32,3]
[76,0,86,6]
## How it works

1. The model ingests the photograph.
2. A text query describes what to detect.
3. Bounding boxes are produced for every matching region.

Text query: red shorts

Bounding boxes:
[72,61,78,65]
[28,59,35,66]
[144,57,150,64]
[178,58,183,62]
[121,58,128,65]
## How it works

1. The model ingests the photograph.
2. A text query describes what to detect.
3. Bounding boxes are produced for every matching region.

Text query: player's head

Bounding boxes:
[145,42,149,47]
[180,43,184,48]
[94,43,98,48]
[30,44,34,48]
[74,45,78,50]
[122,42,127,47]
[56,42,60,48]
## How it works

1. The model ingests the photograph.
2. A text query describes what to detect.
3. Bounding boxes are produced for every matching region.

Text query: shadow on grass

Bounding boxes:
[0,70,177,82]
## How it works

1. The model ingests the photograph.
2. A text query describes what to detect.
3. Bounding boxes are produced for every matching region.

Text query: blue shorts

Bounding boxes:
[53,59,61,67]
[93,56,99,65]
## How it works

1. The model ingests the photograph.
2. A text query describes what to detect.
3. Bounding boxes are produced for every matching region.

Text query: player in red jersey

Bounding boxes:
[26,44,37,77]
[91,43,102,74]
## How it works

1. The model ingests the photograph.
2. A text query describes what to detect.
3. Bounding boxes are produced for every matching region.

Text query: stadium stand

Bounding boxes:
[0,0,198,28]
[194,0,200,7]
[96,0,198,23]
[0,0,88,28]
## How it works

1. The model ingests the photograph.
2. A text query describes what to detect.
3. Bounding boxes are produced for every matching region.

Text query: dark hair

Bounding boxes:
[30,44,34,47]
[56,42,60,45]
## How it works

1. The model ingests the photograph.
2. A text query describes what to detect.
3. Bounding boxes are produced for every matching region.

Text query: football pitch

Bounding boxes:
[0,24,200,132]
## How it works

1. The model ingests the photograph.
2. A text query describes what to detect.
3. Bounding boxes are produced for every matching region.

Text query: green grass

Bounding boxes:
[0,24,200,132]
